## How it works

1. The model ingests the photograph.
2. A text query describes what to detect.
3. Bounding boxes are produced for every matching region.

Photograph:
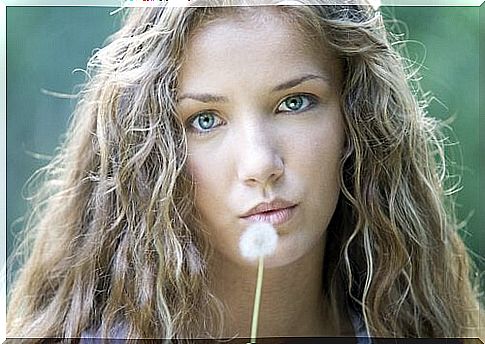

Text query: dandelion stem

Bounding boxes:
[250,255,264,344]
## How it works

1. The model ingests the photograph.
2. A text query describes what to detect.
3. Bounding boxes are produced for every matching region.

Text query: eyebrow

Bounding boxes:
[177,73,329,104]
[177,93,229,104]
[271,74,329,92]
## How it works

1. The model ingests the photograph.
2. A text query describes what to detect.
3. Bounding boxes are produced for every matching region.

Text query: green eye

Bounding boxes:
[189,112,223,133]
[277,94,316,113]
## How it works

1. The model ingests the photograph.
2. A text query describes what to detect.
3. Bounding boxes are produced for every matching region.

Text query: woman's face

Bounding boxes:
[177,11,345,268]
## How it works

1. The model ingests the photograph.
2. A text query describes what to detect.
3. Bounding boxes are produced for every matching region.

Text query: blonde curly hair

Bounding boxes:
[7,0,483,340]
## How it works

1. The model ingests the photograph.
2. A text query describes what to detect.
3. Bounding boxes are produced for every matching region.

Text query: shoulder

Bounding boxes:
[349,309,373,344]
[79,323,128,342]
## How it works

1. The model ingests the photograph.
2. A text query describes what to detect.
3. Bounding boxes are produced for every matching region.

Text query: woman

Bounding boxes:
[7,0,483,341]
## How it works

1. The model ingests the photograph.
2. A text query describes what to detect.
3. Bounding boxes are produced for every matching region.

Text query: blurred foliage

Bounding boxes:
[6,7,482,287]
[384,7,482,280]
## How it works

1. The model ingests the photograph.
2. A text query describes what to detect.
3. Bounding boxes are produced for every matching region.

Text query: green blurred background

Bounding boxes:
[6,6,483,289]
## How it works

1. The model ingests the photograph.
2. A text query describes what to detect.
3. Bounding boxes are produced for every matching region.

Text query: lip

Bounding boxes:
[241,206,297,226]
[240,199,298,226]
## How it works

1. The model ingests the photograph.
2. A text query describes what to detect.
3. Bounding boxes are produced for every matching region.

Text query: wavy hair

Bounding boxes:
[7,1,483,340]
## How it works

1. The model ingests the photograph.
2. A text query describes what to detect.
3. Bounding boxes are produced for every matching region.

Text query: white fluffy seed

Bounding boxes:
[239,222,278,261]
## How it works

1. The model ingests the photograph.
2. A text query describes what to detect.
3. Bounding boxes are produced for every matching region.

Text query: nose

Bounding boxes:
[235,121,284,188]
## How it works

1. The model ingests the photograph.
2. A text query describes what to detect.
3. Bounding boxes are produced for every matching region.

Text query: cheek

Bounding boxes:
[290,118,345,180]
[290,116,345,227]
[187,154,211,197]
[186,147,228,209]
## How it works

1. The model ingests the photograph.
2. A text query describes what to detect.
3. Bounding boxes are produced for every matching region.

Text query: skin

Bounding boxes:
[177,9,350,338]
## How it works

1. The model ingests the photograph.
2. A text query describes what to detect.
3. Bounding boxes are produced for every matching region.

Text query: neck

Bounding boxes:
[206,234,343,339]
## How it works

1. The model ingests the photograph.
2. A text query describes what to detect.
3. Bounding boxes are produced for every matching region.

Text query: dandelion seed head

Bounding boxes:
[239,222,278,261]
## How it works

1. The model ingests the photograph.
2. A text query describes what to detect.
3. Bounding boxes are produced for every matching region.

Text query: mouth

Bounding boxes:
[241,205,297,225]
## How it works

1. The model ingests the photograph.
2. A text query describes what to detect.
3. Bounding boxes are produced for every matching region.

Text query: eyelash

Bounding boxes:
[186,94,318,135]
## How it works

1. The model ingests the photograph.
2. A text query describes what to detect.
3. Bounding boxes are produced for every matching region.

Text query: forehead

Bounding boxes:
[190,7,324,55]
[178,8,340,90]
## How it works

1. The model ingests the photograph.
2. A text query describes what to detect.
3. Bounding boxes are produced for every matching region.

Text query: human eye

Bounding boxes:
[187,111,224,134]
[276,94,317,114]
